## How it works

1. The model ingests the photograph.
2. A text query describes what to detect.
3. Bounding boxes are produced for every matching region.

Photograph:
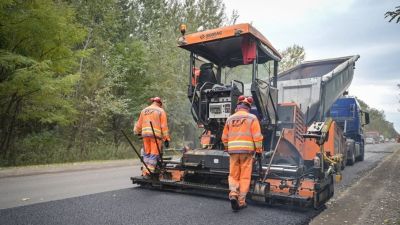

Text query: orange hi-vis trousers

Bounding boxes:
[142,137,162,176]
[228,153,253,206]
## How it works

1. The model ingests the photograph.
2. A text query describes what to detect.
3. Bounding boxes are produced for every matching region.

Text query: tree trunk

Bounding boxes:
[112,115,121,150]
[3,98,22,162]
[78,118,87,159]
[66,124,78,151]
[0,93,17,158]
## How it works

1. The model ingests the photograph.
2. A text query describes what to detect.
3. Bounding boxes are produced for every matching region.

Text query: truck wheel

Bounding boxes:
[346,139,356,166]
[347,148,355,166]
[356,143,365,161]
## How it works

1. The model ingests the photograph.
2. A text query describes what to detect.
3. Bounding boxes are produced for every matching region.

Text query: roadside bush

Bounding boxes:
[1,132,135,167]
[11,131,66,166]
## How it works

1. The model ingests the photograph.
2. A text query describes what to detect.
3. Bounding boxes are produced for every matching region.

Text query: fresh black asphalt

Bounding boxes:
[0,143,395,225]
[0,187,318,225]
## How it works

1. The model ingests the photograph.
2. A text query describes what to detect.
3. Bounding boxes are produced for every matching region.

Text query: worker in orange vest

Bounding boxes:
[134,97,171,177]
[191,67,201,87]
[222,95,263,211]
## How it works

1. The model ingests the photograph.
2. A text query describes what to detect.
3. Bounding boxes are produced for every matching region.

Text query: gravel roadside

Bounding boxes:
[310,145,400,225]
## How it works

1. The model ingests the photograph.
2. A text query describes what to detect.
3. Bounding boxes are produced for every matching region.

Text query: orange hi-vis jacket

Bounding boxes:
[134,104,170,141]
[221,109,263,153]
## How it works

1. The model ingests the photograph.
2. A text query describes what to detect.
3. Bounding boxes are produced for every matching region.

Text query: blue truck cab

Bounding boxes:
[328,96,370,164]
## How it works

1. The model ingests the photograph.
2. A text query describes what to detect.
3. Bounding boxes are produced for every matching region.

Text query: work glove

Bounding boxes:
[164,140,169,148]
[255,152,262,159]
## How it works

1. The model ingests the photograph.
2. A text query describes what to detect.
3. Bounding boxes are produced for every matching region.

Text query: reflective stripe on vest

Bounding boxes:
[141,127,162,138]
[228,140,255,151]
[224,110,259,152]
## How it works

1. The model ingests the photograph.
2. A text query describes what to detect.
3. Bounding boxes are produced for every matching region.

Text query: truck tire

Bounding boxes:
[356,142,365,161]
[346,140,356,166]
[347,149,355,165]
[354,143,360,162]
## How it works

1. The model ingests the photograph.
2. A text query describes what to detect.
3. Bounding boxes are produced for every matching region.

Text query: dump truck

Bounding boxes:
[328,97,370,164]
[277,57,369,167]
[128,23,358,209]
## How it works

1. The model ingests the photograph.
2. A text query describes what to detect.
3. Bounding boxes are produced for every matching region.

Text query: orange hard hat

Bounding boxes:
[150,97,162,105]
[238,95,253,106]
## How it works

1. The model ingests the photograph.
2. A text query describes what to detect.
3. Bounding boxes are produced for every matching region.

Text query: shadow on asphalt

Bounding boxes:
[133,185,322,213]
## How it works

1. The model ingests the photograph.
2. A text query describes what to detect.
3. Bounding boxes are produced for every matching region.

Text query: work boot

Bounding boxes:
[230,196,240,212]
[238,194,247,210]
[238,202,247,210]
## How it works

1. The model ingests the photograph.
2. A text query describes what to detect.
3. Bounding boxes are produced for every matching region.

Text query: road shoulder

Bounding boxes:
[310,146,400,225]
[0,159,138,178]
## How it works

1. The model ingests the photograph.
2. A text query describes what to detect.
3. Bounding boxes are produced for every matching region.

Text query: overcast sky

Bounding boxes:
[224,0,400,132]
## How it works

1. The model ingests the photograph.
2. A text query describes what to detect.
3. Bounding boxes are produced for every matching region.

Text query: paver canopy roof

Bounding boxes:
[178,23,282,67]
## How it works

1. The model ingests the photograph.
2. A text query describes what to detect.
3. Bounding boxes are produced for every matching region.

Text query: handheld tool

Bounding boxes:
[121,130,154,177]
[149,121,164,167]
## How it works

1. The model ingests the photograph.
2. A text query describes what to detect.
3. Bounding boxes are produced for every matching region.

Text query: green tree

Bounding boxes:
[279,44,305,72]
[0,0,236,166]
[0,0,85,162]
[357,98,398,138]
[385,6,400,23]
[64,0,148,154]
[124,0,229,145]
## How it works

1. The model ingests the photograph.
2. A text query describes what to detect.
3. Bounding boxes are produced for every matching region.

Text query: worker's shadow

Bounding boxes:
[133,186,325,214]
[248,198,326,213]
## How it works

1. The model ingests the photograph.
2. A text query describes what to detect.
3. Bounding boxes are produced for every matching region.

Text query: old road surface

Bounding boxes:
[0,143,398,225]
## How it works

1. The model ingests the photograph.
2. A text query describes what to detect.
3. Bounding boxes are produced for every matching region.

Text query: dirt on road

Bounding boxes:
[310,145,400,225]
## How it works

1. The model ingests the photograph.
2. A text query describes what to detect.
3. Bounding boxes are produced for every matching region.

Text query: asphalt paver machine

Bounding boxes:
[130,23,353,208]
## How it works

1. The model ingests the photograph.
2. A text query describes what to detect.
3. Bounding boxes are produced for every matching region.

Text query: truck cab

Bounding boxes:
[328,96,370,164]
